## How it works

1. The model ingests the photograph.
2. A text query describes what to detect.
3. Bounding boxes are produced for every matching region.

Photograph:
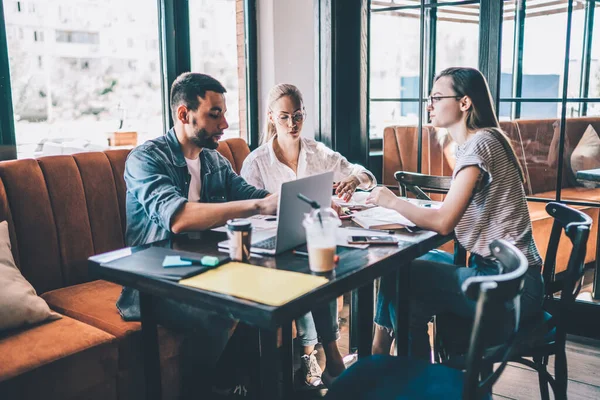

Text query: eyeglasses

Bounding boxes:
[426,95,463,107]
[273,111,306,126]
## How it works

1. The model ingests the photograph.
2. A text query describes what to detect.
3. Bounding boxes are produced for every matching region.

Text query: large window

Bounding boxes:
[499,0,600,206]
[3,0,163,158]
[189,0,244,140]
[2,0,250,159]
[369,0,480,140]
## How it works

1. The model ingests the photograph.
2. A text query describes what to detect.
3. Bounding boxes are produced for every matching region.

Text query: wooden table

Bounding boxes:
[89,227,450,400]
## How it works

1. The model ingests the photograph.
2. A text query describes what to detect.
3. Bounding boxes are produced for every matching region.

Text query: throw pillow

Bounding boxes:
[571,124,600,188]
[0,221,60,332]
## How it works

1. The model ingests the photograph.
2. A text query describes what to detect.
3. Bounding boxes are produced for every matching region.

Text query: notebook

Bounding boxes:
[179,262,329,306]
[351,206,415,230]
[103,247,230,281]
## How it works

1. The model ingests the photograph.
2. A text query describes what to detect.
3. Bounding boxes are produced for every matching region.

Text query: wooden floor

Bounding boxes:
[302,275,600,399]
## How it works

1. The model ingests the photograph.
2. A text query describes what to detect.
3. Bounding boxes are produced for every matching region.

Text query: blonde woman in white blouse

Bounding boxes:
[240,84,377,387]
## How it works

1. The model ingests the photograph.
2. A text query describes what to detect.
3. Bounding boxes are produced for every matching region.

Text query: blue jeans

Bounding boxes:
[374,249,544,359]
[295,300,340,346]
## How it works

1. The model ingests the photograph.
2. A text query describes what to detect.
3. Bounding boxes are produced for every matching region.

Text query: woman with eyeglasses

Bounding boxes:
[241,83,376,388]
[367,67,544,359]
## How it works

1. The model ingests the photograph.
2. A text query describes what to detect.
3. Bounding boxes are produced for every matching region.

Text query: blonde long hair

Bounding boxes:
[262,84,304,144]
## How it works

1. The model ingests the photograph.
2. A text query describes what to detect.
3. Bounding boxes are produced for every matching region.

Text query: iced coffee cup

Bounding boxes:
[302,208,341,273]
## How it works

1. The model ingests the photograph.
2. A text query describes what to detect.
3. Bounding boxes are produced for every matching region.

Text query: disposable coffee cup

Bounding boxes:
[302,208,340,273]
[226,219,252,262]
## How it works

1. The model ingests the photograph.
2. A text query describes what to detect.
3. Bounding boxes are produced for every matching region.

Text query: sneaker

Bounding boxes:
[299,350,323,387]
[211,383,251,399]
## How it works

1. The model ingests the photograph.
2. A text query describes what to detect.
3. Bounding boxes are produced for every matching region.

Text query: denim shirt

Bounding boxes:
[125,128,269,247]
[117,129,269,321]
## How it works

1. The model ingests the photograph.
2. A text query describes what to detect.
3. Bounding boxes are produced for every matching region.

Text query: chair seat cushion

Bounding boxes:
[0,315,118,399]
[41,280,184,368]
[326,355,466,400]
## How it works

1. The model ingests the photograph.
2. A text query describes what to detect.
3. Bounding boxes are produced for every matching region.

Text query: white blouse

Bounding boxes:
[240,136,377,194]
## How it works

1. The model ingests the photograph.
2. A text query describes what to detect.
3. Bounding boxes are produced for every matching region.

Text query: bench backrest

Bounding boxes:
[383,117,600,196]
[0,137,251,294]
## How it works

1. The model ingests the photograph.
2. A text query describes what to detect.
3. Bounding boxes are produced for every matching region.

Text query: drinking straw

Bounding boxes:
[297,193,324,228]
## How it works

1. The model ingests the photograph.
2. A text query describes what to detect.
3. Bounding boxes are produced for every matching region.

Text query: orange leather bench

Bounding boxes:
[383,117,600,273]
[0,138,255,400]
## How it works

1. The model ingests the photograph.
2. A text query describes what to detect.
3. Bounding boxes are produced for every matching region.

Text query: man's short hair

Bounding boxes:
[170,72,227,121]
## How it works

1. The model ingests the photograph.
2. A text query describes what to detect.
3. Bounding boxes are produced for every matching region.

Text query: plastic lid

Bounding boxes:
[226,218,252,231]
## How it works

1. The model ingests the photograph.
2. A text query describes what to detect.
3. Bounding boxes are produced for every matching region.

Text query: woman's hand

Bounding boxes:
[334,175,361,202]
[366,186,399,210]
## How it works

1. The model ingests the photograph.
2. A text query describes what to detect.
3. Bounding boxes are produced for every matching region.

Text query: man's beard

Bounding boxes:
[190,127,222,150]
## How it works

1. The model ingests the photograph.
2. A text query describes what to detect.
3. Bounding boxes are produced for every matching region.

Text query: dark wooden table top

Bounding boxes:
[89,226,450,330]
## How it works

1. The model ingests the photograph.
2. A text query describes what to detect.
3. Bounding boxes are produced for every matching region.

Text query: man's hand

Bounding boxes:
[333,175,361,202]
[366,186,399,209]
[258,193,278,215]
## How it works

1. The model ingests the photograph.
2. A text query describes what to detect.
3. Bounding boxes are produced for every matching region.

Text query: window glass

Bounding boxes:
[520,1,569,99]
[189,0,242,140]
[370,101,419,140]
[369,9,421,138]
[4,0,162,158]
[499,1,516,119]
[435,3,480,71]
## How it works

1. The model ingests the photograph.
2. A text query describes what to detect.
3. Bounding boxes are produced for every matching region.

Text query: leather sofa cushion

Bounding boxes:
[0,316,118,399]
[41,280,184,368]
[216,138,251,174]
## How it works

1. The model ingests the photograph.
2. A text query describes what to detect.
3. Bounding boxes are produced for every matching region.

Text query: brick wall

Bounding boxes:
[236,0,247,141]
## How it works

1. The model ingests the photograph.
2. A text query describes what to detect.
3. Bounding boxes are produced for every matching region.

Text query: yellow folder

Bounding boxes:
[179,262,329,306]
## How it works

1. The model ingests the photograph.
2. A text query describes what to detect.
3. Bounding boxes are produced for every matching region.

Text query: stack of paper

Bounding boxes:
[331,191,375,209]
[351,206,415,230]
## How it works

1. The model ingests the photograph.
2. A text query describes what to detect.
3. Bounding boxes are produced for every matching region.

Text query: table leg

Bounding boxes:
[281,322,294,398]
[593,225,600,300]
[395,268,410,357]
[259,328,280,400]
[139,293,162,400]
[349,290,359,353]
[357,282,374,358]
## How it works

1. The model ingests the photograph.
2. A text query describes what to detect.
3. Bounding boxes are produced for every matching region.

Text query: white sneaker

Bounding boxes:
[299,350,323,387]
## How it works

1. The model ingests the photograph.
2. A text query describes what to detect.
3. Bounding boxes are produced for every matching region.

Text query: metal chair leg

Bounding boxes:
[554,348,568,400]
[534,355,551,400]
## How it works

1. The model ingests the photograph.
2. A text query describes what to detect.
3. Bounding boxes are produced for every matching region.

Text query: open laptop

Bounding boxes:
[218,171,334,255]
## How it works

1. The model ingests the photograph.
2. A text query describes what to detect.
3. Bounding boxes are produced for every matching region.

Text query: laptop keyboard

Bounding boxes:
[252,236,276,250]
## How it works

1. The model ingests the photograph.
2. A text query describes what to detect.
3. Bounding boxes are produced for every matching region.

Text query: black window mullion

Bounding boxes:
[579,0,595,116]
[0,0,17,159]
[511,0,526,120]
[417,1,426,174]
[556,0,575,202]
[478,0,503,113]
[158,0,191,131]
[244,0,259,149]
[426,0,437,96]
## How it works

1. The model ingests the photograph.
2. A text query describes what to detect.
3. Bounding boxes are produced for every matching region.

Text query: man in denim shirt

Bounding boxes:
[118,72,278,399]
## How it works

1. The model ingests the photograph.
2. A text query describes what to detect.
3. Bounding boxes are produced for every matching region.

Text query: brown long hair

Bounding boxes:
[262,84,304,144]
[435,67,525,183]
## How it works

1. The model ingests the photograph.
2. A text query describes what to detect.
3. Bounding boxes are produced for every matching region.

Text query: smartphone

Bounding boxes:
[347,236,399,245]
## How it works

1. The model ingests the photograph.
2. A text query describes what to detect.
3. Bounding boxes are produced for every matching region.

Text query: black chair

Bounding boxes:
[326,239,529,400]
[394,171,466,266]
[435,202,592,400]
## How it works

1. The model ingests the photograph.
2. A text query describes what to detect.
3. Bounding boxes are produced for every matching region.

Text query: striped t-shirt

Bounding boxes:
[453,129,543,268]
